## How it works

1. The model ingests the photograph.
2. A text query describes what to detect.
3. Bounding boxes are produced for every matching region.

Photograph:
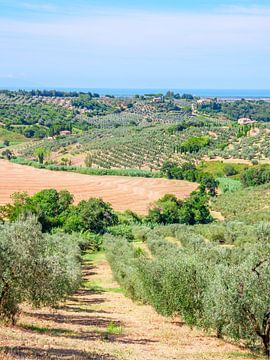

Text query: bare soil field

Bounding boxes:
[0,253,256,360]
[0,160,197,214]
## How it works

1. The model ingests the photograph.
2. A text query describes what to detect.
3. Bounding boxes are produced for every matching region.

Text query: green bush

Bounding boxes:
[241,166,270,187]
[107,224,135,242]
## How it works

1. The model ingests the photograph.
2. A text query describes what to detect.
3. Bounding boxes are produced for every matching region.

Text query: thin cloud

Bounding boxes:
[0,4,269,88]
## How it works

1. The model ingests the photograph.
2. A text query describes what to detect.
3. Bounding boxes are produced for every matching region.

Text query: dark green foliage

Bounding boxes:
[71,94,118,116]
[3,189,74,232]
[180,136,210,153]
[0,102,77,138]
[224,165,238,177]
[241,166,270,187]
[161,161,219,196]
[198,99,270,122]
[147,190,213,225]
[64,198,118,234]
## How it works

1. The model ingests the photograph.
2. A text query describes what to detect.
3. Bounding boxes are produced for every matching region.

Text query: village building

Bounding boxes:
[237,118,257,125]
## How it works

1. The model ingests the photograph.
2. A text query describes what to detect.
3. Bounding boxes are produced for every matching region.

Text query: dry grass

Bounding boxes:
[0,160,197,215]
[0,252,259,360]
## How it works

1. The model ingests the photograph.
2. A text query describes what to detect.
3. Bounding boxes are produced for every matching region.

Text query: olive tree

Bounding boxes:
[0,216,81,324]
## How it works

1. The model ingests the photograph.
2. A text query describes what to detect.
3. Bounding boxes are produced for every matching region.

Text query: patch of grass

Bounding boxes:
[102,321,123,340]
[217,177,243,193]
[20,323,75,336]
[198,160,248,178]
[0,128,27,145]
[106,321,123,335]
[83,251,105,264]
[227,352,261,359]
[83,280,123,294]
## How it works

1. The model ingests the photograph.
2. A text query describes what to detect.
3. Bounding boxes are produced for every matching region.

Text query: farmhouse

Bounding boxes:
[197,98,212,105]
[59,130,71,136]
[238,118,257,125]
[152,97,163,103]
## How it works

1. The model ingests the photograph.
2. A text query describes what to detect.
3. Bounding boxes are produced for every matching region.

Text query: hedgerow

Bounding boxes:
[10,157,161,178]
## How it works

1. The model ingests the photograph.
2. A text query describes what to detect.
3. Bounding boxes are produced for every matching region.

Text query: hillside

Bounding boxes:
[1,90,270,358]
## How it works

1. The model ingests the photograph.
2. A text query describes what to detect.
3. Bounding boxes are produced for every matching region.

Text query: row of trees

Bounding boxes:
[0,216,81,324]
[0,89,100,98]
[0,187,214,234]
[105,223,270,355]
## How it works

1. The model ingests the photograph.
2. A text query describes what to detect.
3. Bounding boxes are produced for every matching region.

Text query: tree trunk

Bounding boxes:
[261,334,269,357]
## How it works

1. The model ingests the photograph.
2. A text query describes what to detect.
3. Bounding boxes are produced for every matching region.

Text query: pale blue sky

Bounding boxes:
[0,0,269,89]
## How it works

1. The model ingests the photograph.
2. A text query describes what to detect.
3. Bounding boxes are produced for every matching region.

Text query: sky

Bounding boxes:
[0,0,269,89]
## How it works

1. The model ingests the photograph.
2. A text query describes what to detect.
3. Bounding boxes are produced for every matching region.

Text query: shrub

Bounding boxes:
[241,166,270,187]
[224,165,238,177]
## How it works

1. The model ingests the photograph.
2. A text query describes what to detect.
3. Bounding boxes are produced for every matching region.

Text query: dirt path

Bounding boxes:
[0,253,256,360]
[0,160,197,215]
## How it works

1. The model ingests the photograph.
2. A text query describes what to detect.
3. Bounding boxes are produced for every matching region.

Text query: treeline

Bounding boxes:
[161,161,219,196]
[198,99,270,122]
[0,189,117,234]
[105,224,270,355]
[0,185,214,235]
[0,89,100,98]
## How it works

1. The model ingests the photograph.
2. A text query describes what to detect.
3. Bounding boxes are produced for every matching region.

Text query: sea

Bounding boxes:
[1,87,270,99]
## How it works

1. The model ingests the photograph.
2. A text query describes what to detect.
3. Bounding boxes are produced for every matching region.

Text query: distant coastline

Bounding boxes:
[1,87,270,99]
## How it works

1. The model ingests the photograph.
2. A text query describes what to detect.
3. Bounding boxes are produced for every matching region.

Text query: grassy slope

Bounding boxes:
[0,128,27,145]
[198,160,248,178]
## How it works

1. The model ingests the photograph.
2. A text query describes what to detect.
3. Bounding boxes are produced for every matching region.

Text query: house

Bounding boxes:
[237,118,257,125]
[197,98,212,105]
[152,97,163,103]
[59,130,71,136]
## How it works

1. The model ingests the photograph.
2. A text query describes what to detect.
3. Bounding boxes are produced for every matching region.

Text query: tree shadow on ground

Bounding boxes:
[0,346,116,360]
[68,296,105,305]
[82,262,97,277]
[19,313,158,345]
[22,312,121,328]
[55,305,110,314]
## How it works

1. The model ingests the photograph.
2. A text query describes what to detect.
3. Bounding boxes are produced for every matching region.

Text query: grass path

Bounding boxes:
[0,253,259,360]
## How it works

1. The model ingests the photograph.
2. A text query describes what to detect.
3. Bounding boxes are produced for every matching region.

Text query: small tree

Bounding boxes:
[2,149,13,160]
[64,198,118,234]
[35,147,47,164]
[85,153,93,167]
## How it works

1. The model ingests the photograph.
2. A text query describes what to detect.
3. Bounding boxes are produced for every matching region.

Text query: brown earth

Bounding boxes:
[0,253,256,360]
[0,160,197,214]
